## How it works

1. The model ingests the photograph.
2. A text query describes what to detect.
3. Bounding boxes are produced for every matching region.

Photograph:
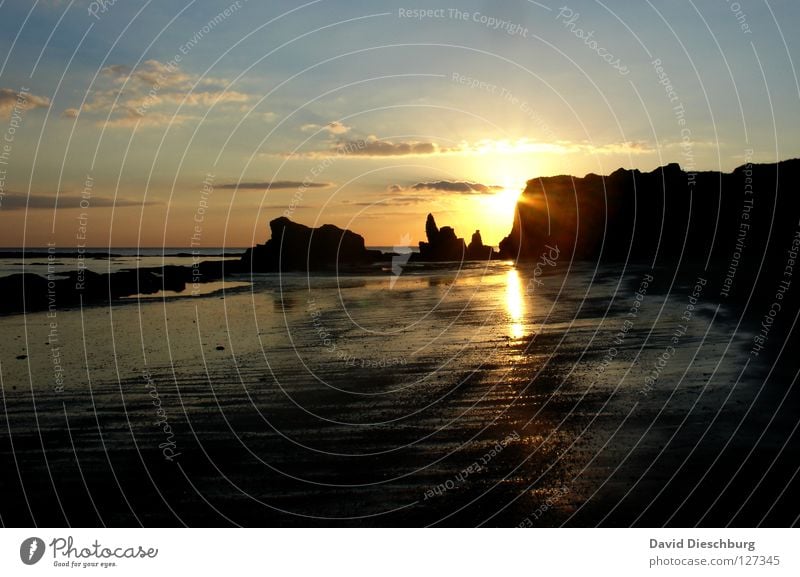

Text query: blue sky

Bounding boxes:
[0,0,798,246]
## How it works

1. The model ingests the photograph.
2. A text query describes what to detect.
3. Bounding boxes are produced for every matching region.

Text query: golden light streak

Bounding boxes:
[505,268,526,339]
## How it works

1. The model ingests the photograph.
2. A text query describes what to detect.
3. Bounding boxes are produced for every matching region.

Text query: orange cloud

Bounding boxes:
[0,88,50,118]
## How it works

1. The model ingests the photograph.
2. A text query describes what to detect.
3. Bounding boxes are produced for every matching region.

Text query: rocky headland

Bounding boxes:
[3,159,799,319]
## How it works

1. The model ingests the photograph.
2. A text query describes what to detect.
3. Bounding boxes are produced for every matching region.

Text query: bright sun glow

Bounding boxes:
[476,158,532,218]
[443,154,539,246]
[489,187,522,222]
[463,182,523,247]
[480,172,526,231]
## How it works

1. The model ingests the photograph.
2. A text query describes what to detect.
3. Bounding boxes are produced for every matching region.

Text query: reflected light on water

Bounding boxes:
[505,268,525,339]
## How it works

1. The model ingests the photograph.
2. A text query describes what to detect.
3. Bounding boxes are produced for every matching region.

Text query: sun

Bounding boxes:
[462,185,522,247]
[471,156,532,222]
[488,187,520,220]
[449,154,536,245]
[485,175,525,221]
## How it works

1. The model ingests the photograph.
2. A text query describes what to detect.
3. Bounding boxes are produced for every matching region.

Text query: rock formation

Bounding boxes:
[466,229,495,260]
[241,216,382,272]
[417,213,466,261]
[6,159,800,316]
[0,261,234,315]
[499,160,800,278]
[417,214,499,261]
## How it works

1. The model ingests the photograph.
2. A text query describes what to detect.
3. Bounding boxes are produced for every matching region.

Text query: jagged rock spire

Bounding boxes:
[425,213,439,244]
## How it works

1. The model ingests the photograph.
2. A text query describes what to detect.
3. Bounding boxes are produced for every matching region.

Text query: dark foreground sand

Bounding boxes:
[0,261,797,526]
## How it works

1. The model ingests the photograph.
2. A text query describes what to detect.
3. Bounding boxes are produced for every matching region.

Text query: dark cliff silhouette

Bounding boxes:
[241,216,382,272]
[499,160,800,290]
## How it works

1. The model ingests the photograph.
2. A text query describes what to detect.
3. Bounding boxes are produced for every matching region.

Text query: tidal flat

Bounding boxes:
[0,261,796,526]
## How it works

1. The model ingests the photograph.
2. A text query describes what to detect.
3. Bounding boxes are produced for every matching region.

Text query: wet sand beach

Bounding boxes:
[1,262,797,526]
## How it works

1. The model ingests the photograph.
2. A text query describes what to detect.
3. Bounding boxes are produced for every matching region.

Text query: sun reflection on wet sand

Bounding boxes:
[505,268,525,339]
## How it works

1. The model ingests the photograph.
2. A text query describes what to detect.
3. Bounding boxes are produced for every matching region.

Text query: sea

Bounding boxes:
[0,246,420,278]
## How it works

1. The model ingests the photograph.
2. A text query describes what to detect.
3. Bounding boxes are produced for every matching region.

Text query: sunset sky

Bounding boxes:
[0,0,798,248]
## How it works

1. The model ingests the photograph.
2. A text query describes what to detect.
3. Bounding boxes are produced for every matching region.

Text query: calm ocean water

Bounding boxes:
[0,246,419,278]
[0,247,243,278]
